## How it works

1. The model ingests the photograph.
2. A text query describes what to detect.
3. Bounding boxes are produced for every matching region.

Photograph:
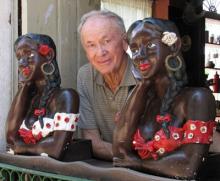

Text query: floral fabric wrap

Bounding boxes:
[18,112,79,144]
[132,120,216,160]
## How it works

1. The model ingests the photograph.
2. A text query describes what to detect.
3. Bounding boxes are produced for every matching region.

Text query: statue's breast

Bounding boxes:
[138,117,160,141]
[24,116,38,129]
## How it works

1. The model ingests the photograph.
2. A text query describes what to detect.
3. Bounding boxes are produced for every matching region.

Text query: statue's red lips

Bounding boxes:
[139,63,151,71]
[22,67,31,76]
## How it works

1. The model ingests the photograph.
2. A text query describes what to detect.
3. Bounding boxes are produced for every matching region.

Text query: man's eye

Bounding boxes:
[147,42,156,49]
[87,44,95,48]
[104,39,110,44]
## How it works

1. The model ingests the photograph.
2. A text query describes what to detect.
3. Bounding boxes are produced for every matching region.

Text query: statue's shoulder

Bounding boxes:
[54,88,79,100]
[184,87,214,100]
[180,87,216,113]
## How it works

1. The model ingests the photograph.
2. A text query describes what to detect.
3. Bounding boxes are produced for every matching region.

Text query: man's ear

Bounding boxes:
[170,38,181,55]
[122,34,128,52]
[46,48,55,62]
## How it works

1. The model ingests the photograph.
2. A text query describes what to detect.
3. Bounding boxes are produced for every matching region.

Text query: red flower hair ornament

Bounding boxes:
[38,44,52,56]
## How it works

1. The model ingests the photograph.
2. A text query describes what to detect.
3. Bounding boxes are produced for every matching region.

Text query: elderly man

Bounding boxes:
[77,10,136,161]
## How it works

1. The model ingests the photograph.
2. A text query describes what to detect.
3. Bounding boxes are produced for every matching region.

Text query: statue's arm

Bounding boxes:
[6,83,32,145]
[116,80,151,129]
[113,80,151,157]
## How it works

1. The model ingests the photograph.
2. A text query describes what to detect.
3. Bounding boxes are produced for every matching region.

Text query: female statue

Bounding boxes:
[6,34,79,160]
[113,18,216,180]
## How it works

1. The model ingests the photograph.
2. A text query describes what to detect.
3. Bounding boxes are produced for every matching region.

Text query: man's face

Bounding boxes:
[80,16,128,75]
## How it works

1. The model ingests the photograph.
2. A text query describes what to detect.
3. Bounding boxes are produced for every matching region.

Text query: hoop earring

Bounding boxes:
[165,54,182,72]
[41,62,55,75]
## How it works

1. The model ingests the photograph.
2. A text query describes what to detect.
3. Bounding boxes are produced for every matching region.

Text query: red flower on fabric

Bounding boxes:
[132,129,158,160]
[38,44,51,56]
[34,108,46,116]
[34,131,43,141]
[18,128,37,144]
[46,123,51,128]
[156,114,171,124]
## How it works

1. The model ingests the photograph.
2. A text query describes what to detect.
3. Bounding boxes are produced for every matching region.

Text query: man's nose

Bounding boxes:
[97,45,107,56]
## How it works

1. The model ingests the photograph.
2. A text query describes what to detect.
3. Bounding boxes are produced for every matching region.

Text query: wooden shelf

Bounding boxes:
[205,11,220,21]
[213,93,220,95]
[205,67,220,70]
[213,93,220,101]
[205,43,220,47]
[215,117,220,122]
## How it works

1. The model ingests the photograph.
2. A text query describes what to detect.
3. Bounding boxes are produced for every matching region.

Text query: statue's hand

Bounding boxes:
[18,73,32,88]
[7,148,15,155]
[6,144,15,155]
[18,81,34,91]
[11,141,26,155]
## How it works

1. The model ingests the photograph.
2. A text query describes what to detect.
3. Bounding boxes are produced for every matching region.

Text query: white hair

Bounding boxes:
[77,10,126,35]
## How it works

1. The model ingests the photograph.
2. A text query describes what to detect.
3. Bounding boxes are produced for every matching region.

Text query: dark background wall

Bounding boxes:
[154,0,206,86]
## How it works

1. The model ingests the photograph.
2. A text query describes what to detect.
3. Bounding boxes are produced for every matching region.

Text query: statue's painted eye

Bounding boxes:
[27,53,34,62]
[18,58,28,65]
[147,42,156,49]
[18,58,23,64]
[131,49,139,54]
[29,53,34,58]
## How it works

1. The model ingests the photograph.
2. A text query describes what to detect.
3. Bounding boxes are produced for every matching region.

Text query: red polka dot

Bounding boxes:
[71,124,75,129]
[46,123,51,128]
[75,117,78,122]
[57,115,61,121]
[64,117,70,123]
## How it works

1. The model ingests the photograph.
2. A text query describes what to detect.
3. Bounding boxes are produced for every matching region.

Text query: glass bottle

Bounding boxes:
[213,71,219,93]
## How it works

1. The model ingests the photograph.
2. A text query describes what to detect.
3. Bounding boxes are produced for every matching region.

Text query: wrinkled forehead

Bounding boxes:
[82,16,123,34]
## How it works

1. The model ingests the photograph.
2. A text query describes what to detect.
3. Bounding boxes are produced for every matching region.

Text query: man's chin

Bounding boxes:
[97,67,114,75]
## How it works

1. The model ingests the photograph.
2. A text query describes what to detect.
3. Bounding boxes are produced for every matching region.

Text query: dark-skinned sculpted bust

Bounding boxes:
[6,33,79,160]
[112,18,216,180]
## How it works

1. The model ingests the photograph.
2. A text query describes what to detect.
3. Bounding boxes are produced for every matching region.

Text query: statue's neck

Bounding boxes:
[154,75,170,99]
